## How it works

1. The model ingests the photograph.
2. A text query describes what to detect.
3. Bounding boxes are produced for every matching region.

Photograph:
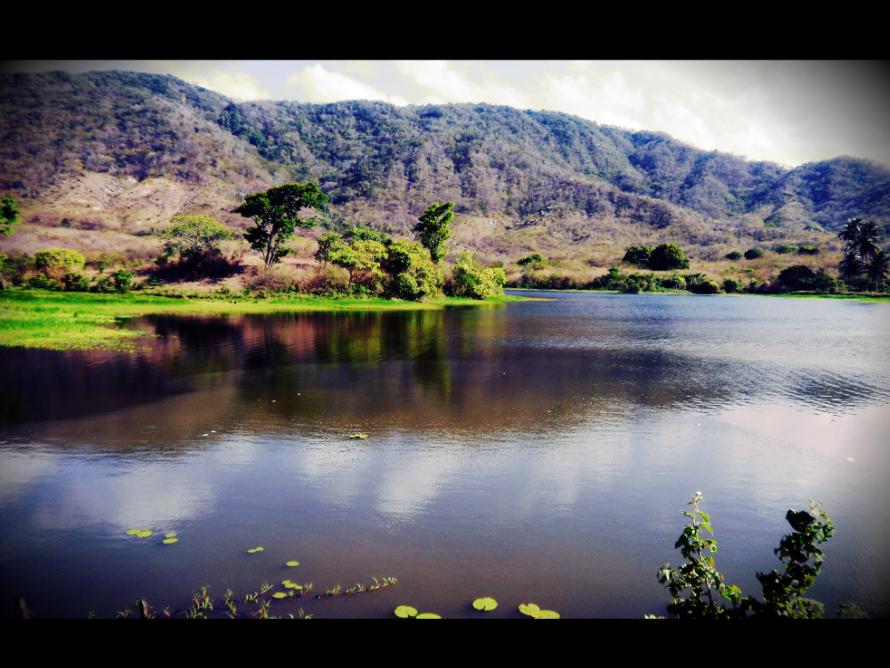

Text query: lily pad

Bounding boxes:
[125,529,142,536]
[136,530,153,539]
[164,532,177,539]
[162,538,178,545]
[416,612,442,619]
[272,592,288,599]
[536,610,560,619]
[247,546,265,554]
[285,560,300,567]
[518,603,541,618]
[472,596,498,612]
[394,605,418,618]
[349,433,368,440]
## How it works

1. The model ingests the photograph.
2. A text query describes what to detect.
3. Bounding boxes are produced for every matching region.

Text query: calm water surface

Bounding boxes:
[1,292,889,618]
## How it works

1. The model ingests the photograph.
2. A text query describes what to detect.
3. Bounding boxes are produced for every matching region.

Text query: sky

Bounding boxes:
[6,60,890,168]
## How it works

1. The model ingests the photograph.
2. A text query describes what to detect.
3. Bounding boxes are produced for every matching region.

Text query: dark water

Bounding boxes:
[1,292,889,618]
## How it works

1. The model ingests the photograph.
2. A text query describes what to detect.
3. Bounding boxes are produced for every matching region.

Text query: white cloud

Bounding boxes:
[540,70,647,129]
[286,64,408,105]
[191,71,271,101]
[393,60,530,108]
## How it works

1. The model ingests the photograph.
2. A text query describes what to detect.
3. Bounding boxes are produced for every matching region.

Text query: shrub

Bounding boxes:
[658,273,686,290]
[622,245,652,267]
[62,272,90,292]
[655,492,835,619]
[91,275,117,293]
[27,273,58,290]
[449,252,506,299]
[775,265,841,293]
[773,243,798,254]
[517,253,547,270]
[797,245,820,255]
[34,248,85,279]
[685,273,720,294]
[113,269,134,292]
[725,250,743,260]
[649,243,689,270]
[381,239,443,300]
[722,278,742,293]
[744,247,764,260]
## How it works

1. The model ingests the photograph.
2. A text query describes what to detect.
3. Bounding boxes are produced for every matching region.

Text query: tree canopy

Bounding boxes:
[413,202,453,263]
[161,214,234,268]
[1,196,20,236]
[235,182,329,269]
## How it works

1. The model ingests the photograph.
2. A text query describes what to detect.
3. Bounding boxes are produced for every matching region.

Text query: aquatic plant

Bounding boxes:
[472,596,498,612]
[415,612,442,619]
[518,602,560,619]
[394,605,418,618]
[246,546,265,554]
[285,560,300,567]
[349,433,369,440]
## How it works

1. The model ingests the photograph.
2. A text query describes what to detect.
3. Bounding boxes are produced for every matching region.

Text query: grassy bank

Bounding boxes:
[0,289,531,351]
[506,287,890,301]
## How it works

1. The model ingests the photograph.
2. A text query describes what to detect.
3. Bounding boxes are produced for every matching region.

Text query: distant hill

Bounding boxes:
[2,70,889,261]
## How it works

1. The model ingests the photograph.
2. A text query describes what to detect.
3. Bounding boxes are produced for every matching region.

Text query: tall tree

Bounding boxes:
[837,217,886,288]
[413,202,453,263]
[235,183,329,269]
[866,250,889,291]
[1,196,20,235]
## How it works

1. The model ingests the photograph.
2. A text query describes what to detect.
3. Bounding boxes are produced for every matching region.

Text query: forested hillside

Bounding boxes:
[2,70,889,262]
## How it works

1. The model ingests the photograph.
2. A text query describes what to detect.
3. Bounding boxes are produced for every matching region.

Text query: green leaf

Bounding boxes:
[472,596,498,611]
[164,532,177,539]
[285,560,300,567]
[125,529,142,536]
[162,538,178,545]
[247,546,265,554]
[536,610,561,619]
[518,603,541,618]
[416,613,442,619]
[136,530,153,539]
[394,605,418,618]
[272,592,288,599]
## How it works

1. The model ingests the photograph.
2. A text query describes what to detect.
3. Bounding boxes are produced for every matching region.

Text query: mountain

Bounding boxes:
[2,70,889,261]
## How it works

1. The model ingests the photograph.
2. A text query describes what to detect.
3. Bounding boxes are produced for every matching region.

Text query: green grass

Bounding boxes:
[0,289,531,351]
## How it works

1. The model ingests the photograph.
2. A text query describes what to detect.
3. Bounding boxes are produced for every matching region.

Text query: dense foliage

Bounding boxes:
[838,217,888,290]
[413,202,453,263]
[448,252,506,299]
[648,243,690,270]
[517,253,547,270]
[655,492,836,619]
[622,245,653,267]
[1,196,19,235]
[34,248,85,278]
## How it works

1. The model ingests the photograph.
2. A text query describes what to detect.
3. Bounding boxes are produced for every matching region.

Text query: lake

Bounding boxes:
[1,291,889,618]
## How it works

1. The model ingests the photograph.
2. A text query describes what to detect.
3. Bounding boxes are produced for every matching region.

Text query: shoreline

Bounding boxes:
[505,287,890,302]
[0,289,533,351]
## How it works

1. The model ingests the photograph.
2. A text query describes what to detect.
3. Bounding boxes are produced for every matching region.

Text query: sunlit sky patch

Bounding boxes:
[5,60,890,167]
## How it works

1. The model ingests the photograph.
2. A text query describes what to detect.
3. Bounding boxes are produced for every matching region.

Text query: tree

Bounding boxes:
[838,218,886,289]
[649,243,689,270]
[622,245,652,267]
[34,248,85,279]
[234,183,329,269]
[450,252,506,299]
[1,196,20,236]
[160,214,234,270]
[414,202,453,263]
[381,239,443,300]
[517,253,547,270]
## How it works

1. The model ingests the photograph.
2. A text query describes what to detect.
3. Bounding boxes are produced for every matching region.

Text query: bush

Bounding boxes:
[622,245,652,267]
[34,248,86,279]
[159,214,235,276]
[449,252,506,299]
[91,275,117,293]
[62,272,90,292]
[744,247,764,260]
[773,244,798,254]
[725,250,743,260]
[722,278,742,293]
[775,265,841,293]
[381,239,443,300]
[517,253,547,270]
[797,245,820,255]
[27,273,58,290]
[649,243,689,270]
[655,492,835,619]
[658,273,686,290]
[685,273,720,294]
[113,269,134,292]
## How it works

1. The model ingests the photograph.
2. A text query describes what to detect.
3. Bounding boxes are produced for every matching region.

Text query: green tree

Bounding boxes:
[328,237,388,291]
[649,243,689,270]
[414,202,453,263]
[1,196,20,236]
[34,248,85,279]
[314,231,342,269]
[235,183,329,269]
[838,218,885,289]
[450,252,506,299]
[381,239,443,300]
[161,214,234,270]
[622,245,652,267]
[865,250,889,291]
[517,253,547,270]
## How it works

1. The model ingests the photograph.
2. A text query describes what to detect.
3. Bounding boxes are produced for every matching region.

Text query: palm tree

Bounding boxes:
[866,250,889,291]
[837,217,863,254]
[857,221,882,264]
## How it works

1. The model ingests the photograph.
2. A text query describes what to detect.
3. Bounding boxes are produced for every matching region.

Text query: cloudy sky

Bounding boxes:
[7,60,890,167]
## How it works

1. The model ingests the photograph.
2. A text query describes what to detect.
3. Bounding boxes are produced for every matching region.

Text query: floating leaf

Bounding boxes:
[247,546,265,554]
[394,605,418,618]
[272,592,288,599]
[536,610,560,619]
[136,530,153,539]
[162,538,178,545]
[125,529,141,536]
[518,603,541,618]
[164,532,177,539]
[472,596,498,611]
[285,560,300,567]
[416,612,442,619]
[349,433,368,440]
